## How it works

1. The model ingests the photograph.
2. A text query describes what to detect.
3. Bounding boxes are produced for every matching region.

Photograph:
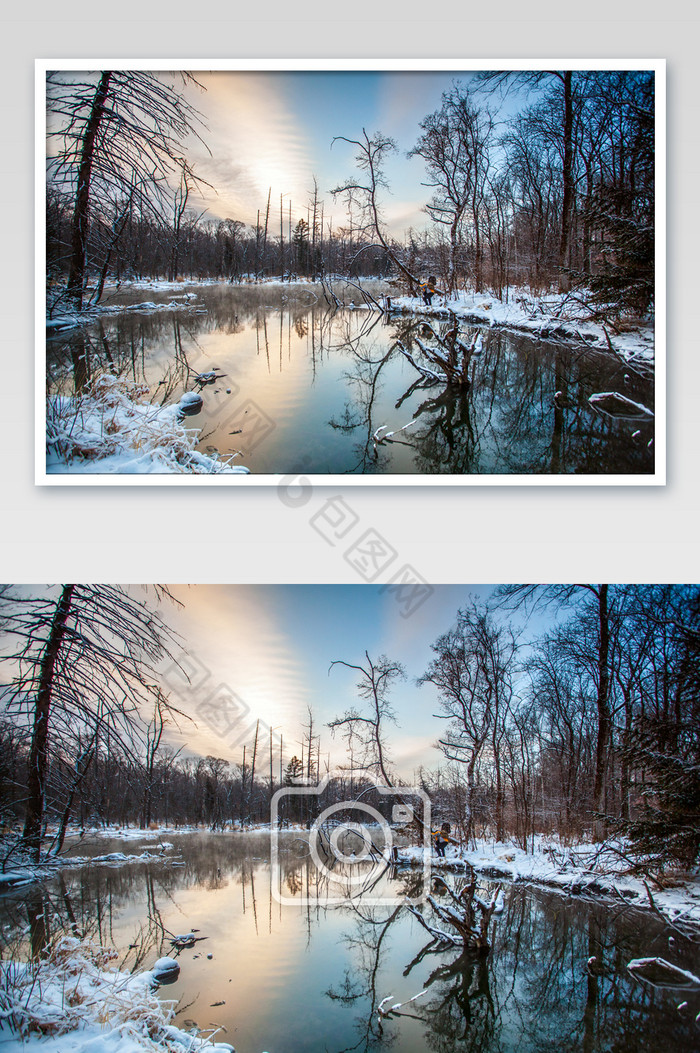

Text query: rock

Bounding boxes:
[152,956,180,985]
[628,957,700,989]
[178,392,204,417]
[588,391,654,420]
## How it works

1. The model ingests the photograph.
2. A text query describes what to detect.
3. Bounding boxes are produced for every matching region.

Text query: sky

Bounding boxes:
[0,584,561,781]
[178,70,486,236]
[159,584,546,778]
[46,68,531,239]
[161,70,473,237]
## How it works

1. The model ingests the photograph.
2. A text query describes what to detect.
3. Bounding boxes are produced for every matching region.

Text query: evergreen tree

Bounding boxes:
[587,72,655,316]
[292,219,311,275]
[284,755,304,785]
[616,593,700,869]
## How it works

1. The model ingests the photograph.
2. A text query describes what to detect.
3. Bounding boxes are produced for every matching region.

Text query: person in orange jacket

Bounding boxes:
[432,821,457,857]
[420,275,440,305]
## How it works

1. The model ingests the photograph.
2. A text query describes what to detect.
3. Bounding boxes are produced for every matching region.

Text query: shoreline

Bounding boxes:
[2,826,696,932]
[46,278,655,371]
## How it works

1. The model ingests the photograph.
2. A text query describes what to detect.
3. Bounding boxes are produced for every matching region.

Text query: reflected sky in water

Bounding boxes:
[1,832,696,1053]
[46,284,654,475]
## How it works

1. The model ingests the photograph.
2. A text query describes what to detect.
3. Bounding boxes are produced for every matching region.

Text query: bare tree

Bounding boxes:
[411,84,494,293]
[328,651,405,786]
[47,70,208,309]
[331,130,421,289]
[420,603,517,846]
[0,585,182,860]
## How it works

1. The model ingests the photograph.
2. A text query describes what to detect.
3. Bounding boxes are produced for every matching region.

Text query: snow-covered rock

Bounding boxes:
[588,391,654,419]
[177,392,204,416]
[151,956,180,985]
[627,957,700,988]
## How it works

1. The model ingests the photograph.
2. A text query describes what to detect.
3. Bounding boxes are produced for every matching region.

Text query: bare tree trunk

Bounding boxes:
[593,584,610,837]
[559,70,574,291]
[66,73,112,310]
[22,585,76,861]
[53,738,94,855]
[249,719,259,821]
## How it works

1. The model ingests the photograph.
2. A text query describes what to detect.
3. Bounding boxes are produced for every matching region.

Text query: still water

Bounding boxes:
[46,284,654,475]
[1,832,697,1052]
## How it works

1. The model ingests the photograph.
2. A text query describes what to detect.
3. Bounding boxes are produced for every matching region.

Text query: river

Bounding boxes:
[46,283,654,476]
[1,831,696,1052]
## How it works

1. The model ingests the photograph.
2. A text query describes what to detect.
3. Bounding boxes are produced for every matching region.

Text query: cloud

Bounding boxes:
[184,72,315,225]
[164,585,310,762]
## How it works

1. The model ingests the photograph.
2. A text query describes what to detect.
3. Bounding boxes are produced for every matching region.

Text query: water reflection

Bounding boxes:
[1,834,697,1052]
[46,285,654,475]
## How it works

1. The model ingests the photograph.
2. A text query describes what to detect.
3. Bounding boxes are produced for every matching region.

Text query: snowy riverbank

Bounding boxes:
[46,375,249,476]
[46,279,655,372]
[0,936,234,1053]
[401,837,700,930]
[386,287,655,369]
[4,827,695,930]
[0,842,178,892]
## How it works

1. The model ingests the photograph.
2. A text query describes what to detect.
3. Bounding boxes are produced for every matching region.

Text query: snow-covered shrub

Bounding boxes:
[46,374,249,476]
[0,935,232,1050]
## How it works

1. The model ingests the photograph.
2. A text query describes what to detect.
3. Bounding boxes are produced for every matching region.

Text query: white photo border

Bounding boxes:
[35,57,666,487]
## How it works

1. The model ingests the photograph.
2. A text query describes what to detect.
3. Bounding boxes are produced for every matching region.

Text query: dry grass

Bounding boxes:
[46,374,245,475]
[0,934,232,1050]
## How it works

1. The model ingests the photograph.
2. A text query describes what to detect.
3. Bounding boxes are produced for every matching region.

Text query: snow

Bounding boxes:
[0,936,233,1053]
[75,825,199,841]
[46,293,208,332]
[387,287,654,367]
[45,276,332,331]
[46,375,249,476]
[398,836,700,929]
[0,837,179,891]
[627,956,700,988]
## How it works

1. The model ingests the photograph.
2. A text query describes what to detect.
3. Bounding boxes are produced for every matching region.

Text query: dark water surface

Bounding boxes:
[1,832,697,1053]
[46,283,654,475]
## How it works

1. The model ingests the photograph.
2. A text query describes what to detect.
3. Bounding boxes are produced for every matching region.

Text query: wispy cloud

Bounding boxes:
[165,585,310,761]
[185,73,315,224]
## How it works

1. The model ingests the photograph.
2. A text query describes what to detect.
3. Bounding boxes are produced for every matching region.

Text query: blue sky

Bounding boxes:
[165,584,547,776]
[181,70,518,236]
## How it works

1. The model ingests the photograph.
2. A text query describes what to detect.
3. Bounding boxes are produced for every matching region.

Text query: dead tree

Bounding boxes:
[406,870,502,953]
[396,317,481,389]
[47,71,208,310]
[331,130,422,290]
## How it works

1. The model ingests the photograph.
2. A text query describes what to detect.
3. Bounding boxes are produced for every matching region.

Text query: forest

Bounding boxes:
[1,584,697,872]
[1,584,698,1053]
[46,69,655,320]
